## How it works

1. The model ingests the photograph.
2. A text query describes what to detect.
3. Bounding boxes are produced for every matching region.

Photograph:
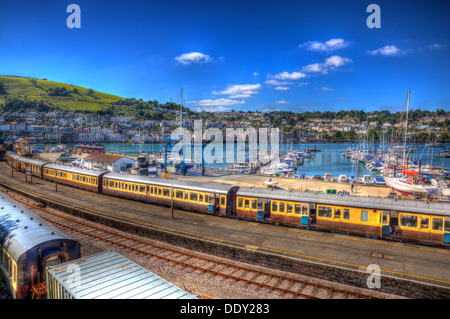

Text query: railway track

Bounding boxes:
[6,190,381,299]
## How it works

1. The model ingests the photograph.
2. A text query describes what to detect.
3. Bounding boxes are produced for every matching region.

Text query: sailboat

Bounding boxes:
[384,90,439,197]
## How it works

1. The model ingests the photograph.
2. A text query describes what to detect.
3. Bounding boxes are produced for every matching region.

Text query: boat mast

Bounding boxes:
[403,90,410,167]
[180,88,183,128]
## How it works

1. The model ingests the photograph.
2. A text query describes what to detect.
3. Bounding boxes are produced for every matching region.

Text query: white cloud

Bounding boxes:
[367,45,404,56]
[301,55,352,74]
[194,105,233,112]
[175,52,212,64]
[213,83,261,99]
[301,63,322,73]
[274,86,290,91]
[323,55,351,67]
[274,100,290,105]
[253,72,259,76]
[317,87,333,91]
[272,71,306,80]
[427,43,444,50]
[193,98,245,107]
[300,38,350,52]
[265,79,291,86]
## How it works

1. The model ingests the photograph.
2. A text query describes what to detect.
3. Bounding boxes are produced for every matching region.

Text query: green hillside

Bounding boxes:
[0,75,123,112]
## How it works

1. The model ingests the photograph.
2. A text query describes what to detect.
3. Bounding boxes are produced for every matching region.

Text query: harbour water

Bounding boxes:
[102,142,449,178]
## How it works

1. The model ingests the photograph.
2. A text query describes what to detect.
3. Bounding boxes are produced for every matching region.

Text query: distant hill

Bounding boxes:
[0,75,123,112]
[0,75,188,122]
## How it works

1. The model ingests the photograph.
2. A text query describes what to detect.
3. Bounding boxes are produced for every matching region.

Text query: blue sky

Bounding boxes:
[0,0,449,113]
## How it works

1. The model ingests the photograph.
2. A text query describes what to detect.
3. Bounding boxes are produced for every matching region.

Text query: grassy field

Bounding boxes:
[0,75,123,112]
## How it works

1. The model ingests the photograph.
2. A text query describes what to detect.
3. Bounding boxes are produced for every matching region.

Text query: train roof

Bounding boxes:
[46,251,197,299]
[237,187,450,216]
[5,151,20,159]
[0,192,76,261]
[104,173,234,194]
[44,163,107,177]
[17,156,47,166]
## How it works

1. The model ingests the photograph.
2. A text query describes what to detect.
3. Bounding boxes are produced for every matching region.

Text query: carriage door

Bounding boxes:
[264,199,271,220]
[41,253,68,282]
[309,203,316,225]
[381,211,390,236]
[444,217,450,245]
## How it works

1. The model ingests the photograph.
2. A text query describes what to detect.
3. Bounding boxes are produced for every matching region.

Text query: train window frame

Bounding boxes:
[400,214,418,228]
[420,217,429,230]
[343,209,350,220]
[199,194,204,202]
[176,190,184,199]
[257,199,263,210]
[302,205,308,216]
[190,192,198,202]
[220,195,226,207]
[163,188,171,198]
[361,210,369,222]
[286,203,293,214]
[432,218,443,231]
[445,219,450,232]
[251,199,257,210]
[295,204,301,214]
[279,202,285,213]
[244,199,250,209]
[334,208,341,219]
[238,198,243,208]
[318,206,332,218]
[272,201,278,212]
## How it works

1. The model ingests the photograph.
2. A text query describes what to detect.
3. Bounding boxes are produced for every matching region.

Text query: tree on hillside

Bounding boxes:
[0,81,7,95]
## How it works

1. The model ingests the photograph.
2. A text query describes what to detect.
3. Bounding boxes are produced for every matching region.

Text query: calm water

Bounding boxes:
[103,142,449,178]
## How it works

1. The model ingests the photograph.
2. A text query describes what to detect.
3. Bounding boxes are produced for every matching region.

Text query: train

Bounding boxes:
[0,189,81,299]
[4,151,450,247]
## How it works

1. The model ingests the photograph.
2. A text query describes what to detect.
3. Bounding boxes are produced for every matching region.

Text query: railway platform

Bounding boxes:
[1,162,449,298]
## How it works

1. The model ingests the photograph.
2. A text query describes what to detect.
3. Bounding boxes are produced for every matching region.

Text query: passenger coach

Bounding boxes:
[0,192,80,299]
[102,173,239,217]
[42,164,108,192]
[236,187,450,245]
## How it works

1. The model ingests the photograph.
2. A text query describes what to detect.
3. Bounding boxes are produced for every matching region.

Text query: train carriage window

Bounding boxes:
[334,209,341,219]
[420,217,429,230]
[279,202,285,213]
[272,201,278,212]
[176,190,184,199]
[343,209,350,220]
[244,199,250,209]
[302,205,308,215]
[400,214,417,228]
[220,196,226,207]
[238,198,243,208]
[295,204,301,214]
[286,203,293,214]
[318,206,332,218]
[163,188,171,197]
[190,192,198,201]
[199,194,204,202]
[361,210,369,222]
[139,185,145,193]
[445,219,450,232]
[158,188,162,196]
[257,199,263,210]
[252,199,257,210]
[432,218,443,231]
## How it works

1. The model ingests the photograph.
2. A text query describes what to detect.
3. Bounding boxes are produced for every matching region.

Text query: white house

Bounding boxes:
[83,153,135,173]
